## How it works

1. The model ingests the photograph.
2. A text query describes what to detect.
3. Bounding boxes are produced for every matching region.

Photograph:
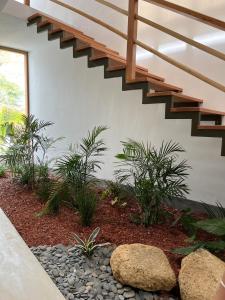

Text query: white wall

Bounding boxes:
[0,7,225,206]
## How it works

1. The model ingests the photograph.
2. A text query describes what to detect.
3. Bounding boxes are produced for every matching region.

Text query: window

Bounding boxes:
[0,46,29,128]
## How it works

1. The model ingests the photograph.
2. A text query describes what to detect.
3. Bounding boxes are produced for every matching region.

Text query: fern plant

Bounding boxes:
[42,126,107,217]
[115,140,190,226]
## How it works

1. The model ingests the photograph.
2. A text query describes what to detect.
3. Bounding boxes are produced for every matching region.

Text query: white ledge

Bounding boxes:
[0,208,66,300]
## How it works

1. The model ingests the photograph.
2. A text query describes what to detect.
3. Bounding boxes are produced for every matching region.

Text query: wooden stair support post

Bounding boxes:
[24,0,30,5]
[126,0,138,82]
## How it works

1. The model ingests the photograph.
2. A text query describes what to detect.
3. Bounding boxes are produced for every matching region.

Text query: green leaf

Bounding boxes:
[201,201,225,219]
[88,227,100,244]
[195,218,225,236]
[203,240,225,252]
[171,240,225,255]
[71,233,86,247]
[115,153,126,160]
[171,243,204,255]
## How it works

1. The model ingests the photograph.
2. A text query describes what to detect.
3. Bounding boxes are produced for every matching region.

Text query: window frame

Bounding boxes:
[0,45,30,115]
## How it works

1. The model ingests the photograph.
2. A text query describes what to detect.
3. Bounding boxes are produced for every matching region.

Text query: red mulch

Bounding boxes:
[0,176,210,276]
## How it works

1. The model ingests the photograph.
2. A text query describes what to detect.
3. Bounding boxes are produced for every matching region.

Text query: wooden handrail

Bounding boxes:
[49,0,126,39]
[135,39,225,93]
[49,0,225,93]
[143,0,225,32]
[96,0,225,62]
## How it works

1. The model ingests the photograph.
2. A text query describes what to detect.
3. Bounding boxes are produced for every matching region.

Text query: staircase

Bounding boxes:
[28,13,225,156]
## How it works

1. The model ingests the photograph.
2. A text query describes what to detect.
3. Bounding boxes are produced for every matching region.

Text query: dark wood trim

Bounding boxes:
[24,0,30,6]
[143,0,225,32]
[24,52,30,115]
[0,46,29,115]
[0,45,27,55]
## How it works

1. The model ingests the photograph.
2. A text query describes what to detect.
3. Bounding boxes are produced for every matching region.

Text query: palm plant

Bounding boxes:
[0,114,55,187]
[42,126,107,217]
[201,201,225,219]
[115,139,190,226]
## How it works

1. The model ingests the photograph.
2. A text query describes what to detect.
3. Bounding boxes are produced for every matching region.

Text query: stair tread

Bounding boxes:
[127,78,183,92]
[198,125,225,130]
[147,91,203,103]
[75,41,118,56]
[61,35,76,43]
[89,52,149,73]
[37,20,51,27]
[49,28,63,35]
[171,107,225,115]
[28,13,41,22]
[28,13,148,73]
[29,14,105,49]
[107,62,165,82]
[90,53,164,81]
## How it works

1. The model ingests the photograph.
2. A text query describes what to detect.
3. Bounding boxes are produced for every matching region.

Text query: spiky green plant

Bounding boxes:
[115,140,190,226]
[71,227,109,256]
[42,126,107,218]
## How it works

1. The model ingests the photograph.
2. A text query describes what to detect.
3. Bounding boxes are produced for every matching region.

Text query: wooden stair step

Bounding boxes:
[89,47,119,56]
[29,14,103,48]
[89,51,129,65]
[28,13,42,23]
[107,62,165,82]
[75,40,91,51]
[171,107,225,116]
[90,53,155,80]
[37,20,51,28]
[61,32,76,43]
[106,61,148,73]
[28,13,148,73]
[127,77,183,93]
[198,125,225,130]
[49,26,84,37]
[49,27,63,35]
[147,91,203,103]
[75,41,118,56]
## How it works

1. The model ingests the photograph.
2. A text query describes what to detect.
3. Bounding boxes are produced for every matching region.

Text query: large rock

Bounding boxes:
[179,249,225,300]
[110,243,176,291]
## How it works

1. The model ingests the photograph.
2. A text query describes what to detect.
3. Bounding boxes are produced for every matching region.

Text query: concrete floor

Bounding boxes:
[0,208,65,300]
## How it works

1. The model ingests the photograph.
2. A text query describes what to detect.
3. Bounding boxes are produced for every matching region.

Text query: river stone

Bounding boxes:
[110,243,176,291]
[179,249,225,300]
